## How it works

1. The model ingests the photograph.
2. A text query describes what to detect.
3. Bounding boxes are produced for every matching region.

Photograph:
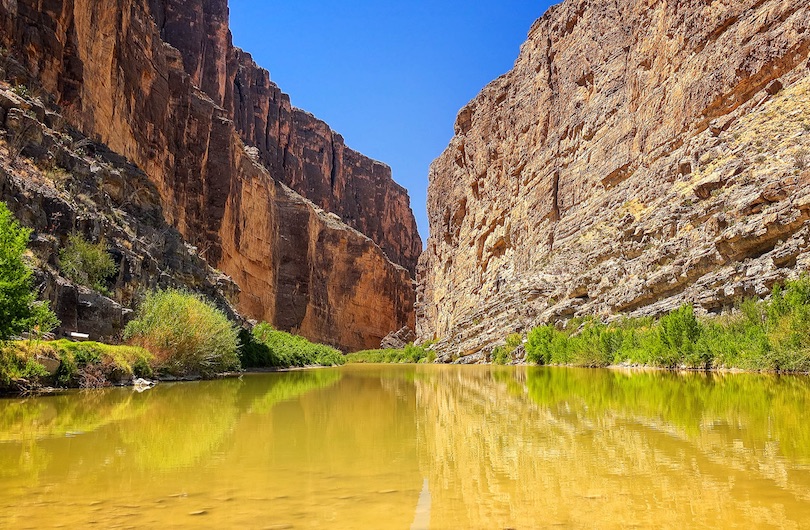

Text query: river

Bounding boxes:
[1,365,809,528]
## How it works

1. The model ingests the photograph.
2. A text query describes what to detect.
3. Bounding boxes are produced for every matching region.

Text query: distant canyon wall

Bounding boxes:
[418,0,810,359]
[0,0,415,350]
[149,0,422,276]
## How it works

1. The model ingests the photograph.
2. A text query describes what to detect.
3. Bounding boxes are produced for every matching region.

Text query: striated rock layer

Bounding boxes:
[0,0,415,351]
[418,0,810,360]
[149,0,422,276]
[0,82,241,341]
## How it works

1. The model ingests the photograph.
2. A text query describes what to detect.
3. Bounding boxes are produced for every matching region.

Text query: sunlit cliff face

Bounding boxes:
[0,0,416,352]
[417,0,810,359]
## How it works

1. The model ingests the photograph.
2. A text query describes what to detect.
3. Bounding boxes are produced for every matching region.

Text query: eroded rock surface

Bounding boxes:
[418,0,810,360]
[0,84,240,341]
[0,0,415,351]
[380,326,417,350]
[150,0,422,275]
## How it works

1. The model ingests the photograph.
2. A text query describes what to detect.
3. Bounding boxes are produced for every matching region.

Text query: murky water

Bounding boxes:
[1,365,809,529]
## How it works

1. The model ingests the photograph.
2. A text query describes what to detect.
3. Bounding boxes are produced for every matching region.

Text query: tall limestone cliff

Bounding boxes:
[0,0,416,351]
[149,0,422,276]
[418,0,810,360]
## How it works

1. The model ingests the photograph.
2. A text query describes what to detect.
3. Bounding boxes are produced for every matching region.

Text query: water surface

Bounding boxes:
[1,365,809,528]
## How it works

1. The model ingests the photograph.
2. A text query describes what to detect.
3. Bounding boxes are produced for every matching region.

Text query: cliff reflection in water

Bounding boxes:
[0,367,425,529]
[413,366,810,528]
[1,365,810,528]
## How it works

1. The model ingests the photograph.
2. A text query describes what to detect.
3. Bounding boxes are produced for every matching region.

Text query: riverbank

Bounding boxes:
[344,344,435,364]
[0,346,338,397]
[0,339,151,395]
[484,277,810,374]
[0,325,348,396]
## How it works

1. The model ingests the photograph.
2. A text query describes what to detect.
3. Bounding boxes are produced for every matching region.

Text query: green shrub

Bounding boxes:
[124,289,240,376]
[526,325,555,365]
[0,201,59,342]
[492,333,523,365]
[658,305,701,364]
[59,232,117,293]
[524,277,810,373]
[11,84,30,98]
[241,323,345,368]
[238,329,273,367]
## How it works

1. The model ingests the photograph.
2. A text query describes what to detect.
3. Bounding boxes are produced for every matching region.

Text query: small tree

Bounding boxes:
[0,201,58,341]
[59,232,117,293]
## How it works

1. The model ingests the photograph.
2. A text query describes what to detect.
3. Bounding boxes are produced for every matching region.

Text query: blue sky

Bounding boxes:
[228,1,554,243]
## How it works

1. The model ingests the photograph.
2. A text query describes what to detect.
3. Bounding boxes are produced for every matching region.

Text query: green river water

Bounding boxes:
[1,364,809,529]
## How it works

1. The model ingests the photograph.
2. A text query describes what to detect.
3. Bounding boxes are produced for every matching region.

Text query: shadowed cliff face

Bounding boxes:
[0,0,415,351]
[418,0,810,359]
[148,0,422,276]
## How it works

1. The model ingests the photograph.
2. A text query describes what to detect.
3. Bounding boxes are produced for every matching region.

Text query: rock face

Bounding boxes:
[0,84,241,342]
[380,326,416,350]
[0,0,415,351]
[418,0,810,360]
[149,0,422,276]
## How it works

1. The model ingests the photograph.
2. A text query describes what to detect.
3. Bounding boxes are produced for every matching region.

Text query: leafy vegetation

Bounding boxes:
[58,232,117,293]
[0,346,50,389]
[239,323,345,368]
[124,288,240,376]
[11,84,30,99]
[345,343,435,364]
[49,340,152,387]
[1,339,152,390]
[0,201,58,342]
[492,333,523,365]
[525,277,810,372]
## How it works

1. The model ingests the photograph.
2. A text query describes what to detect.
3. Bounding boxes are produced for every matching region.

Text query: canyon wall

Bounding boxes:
[149,0,422,275]
[0,0,415,351]
[418,0,810,359]
[0,82,242,341]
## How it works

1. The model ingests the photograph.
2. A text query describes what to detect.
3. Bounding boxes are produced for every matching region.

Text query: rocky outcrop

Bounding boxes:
[418,0,810,359]
[0,0,415,351]
[380,326,416,349]
[0,83,240,341]
[149,0,421,275]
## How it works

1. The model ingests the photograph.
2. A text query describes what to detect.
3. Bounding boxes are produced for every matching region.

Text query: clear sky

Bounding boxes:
[228,1,555,244]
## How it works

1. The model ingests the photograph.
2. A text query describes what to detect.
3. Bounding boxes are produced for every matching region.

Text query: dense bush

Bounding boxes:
[59,232,117,293]
[0,201,59,342]
[345,343,435,364]
[524,277,810,373]
[124,289,240,376]
[240,323,345,368]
